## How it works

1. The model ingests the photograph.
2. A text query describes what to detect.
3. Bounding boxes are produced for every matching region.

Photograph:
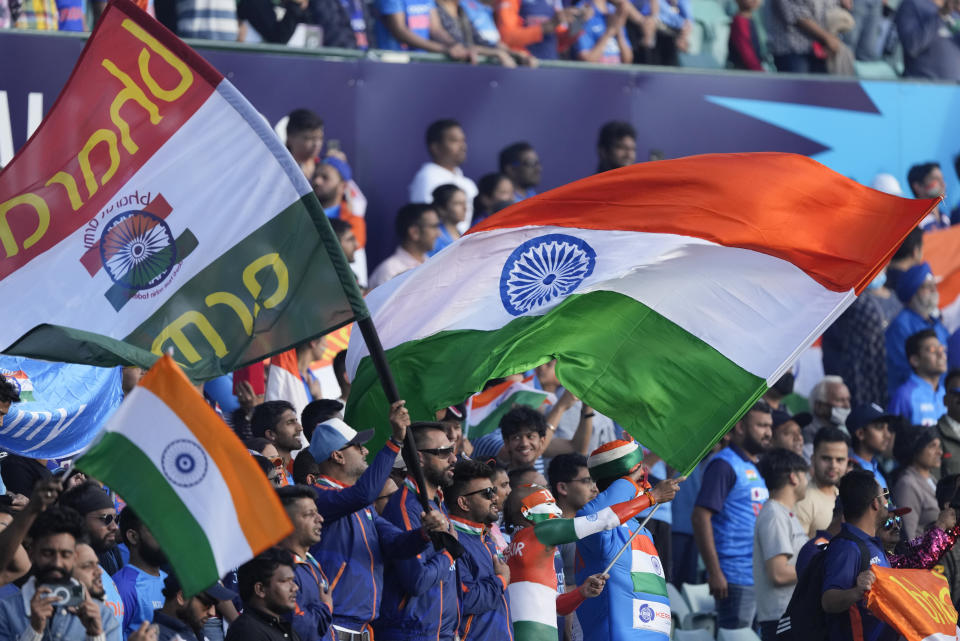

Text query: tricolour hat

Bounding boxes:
[307,417,374,463]
[519,487,563,521]
[895,262,933,304]
[588,438,644,481]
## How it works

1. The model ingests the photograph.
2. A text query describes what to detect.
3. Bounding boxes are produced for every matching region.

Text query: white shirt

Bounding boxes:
[368,247,424,290]
[408,162,479,230]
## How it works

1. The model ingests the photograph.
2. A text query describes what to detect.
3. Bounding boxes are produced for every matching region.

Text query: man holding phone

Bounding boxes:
[0,505,121,640]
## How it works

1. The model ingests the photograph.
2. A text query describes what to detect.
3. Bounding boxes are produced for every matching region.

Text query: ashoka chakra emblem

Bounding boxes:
[161,439,208,488]
[499,233,597,316]
[99,210,177,291]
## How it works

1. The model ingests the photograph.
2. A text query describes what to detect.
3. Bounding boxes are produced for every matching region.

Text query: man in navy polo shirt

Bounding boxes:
[821,469,897,641]
[846,404,895,491]
[692,400,772,629]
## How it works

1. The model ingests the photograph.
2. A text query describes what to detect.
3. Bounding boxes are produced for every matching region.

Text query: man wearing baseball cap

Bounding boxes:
[304,401,448,640]
[152,574,235,641]
[846,403,896,491]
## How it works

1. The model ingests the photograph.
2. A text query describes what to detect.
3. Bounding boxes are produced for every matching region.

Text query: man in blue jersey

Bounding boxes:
[889,328,948,426]
[445,459,512,641]
[692,400,772,629]
[306,403,448,639]
[821,469,897,641]
[113,507,168,638]
[376,422,460,641]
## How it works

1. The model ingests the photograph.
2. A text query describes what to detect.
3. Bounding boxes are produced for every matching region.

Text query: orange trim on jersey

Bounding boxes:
[329,561,347,591]
[355,510,378,615]
[848,605,864,641]
[462,614,475,640]
[385,440,401,453]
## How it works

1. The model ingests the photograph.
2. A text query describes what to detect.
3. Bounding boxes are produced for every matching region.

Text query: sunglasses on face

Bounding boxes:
[883,515,903,530]
[419,446,455,458]
[462,486,497,500]
[270,457,284,469]
[92,514,119,526]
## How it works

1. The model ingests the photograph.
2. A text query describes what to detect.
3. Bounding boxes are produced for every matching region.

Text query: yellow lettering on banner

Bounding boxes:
[78,129,120,198]
[101,59,162,154]
[121,19,193,102]
[889,575,949,624]
[205,292,254,335]
[151,311,227,363]
[0,194,51,258]
[45,172,83,211]
[243,254,289,315]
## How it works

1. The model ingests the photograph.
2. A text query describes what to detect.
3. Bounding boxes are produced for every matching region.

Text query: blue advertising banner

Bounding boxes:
[0,357,122,458]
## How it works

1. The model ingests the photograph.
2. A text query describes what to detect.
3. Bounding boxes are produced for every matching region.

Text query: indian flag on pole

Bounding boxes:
[465,376,555,439]
[345,153,939,472]
[266,349,311,417]
[75,355,292,596]
[0,0,366,380]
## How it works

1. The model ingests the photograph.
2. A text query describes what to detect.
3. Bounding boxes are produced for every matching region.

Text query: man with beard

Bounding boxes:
[304,405,446,638]
[821,470,896,641]
[375,422,460,641]
[151,574,234,641]
[444,460,511,641]
[886,262,949,397]
[59,481,125,625]
[227,549,301,641]
[251,402,305,484]
[276,486,332,641]
[595,121,636,174]
[692,400,772,630]
[795,427,849,536]
[0,506,121,641]
[113,507,168,638]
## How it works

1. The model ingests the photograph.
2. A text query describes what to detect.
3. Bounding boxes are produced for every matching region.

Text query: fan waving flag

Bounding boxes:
[0,0,366,380]
[345,153,939,472]
[74,355,292,596]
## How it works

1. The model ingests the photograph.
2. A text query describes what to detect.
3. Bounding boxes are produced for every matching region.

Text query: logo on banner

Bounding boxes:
[78,193,197,312]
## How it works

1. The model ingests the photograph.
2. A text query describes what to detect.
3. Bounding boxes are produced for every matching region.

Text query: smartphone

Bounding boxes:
[233,362,266,396]
[40,579,85,608]
[327,139,341,153]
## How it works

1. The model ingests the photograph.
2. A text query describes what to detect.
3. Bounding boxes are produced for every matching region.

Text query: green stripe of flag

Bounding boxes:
[513,620,559,641]
[346,290,766,474]
[75,432,219,590]
[468,389,551,439]
[632,572,668,596]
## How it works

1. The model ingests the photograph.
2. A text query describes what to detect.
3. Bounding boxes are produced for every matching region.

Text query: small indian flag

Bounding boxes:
[465,376,555,440]
[75,355,292,595]
[266,348,310,417]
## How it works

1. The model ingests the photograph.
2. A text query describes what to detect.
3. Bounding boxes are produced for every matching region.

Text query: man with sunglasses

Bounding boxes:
[445,459,511,641]
[377,422,460,641]
[821,470,896,641]
[59,481,127,629]
[306,404,448,641]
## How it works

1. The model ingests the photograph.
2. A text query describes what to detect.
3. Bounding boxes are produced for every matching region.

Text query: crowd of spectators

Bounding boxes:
[2,106,960,641]
[5,0,960,80]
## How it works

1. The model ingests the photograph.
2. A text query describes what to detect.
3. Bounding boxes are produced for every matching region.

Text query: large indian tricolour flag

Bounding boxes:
[346,154,938,472]
[0,0,365,380]
[75,355,292,596]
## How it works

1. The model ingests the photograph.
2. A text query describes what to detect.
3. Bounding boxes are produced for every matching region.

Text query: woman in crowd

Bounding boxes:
[892,425,943,538]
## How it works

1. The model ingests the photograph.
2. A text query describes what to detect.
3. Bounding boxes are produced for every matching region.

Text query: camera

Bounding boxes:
[40,579,85,608]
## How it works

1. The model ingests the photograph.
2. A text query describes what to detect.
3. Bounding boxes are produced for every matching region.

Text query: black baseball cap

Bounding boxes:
[846,403,896,433]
